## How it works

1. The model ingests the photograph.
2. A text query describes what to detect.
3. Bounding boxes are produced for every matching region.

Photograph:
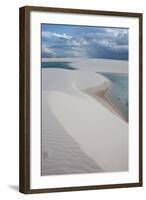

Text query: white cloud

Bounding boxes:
[107,29,127,39]
[42,44,56,55]
[98,39,128,51]
[42,31,72,40]
[42,31,52,38]
[70,40,81,46]
[53,33,72,40]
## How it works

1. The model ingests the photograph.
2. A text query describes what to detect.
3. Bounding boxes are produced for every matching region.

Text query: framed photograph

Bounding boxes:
[19,6,143,194]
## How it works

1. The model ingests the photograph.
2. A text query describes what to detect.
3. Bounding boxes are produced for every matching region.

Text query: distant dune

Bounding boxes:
[42,58,128,74]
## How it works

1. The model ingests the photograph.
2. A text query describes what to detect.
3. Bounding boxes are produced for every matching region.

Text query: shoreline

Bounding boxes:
[84,78,126,122]
[104,90,127,122]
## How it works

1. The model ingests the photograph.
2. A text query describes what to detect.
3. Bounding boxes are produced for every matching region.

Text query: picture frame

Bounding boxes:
[19,6,143,194]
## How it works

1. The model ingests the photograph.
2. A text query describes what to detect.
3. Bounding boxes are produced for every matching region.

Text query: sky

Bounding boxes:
[41,24,128,60]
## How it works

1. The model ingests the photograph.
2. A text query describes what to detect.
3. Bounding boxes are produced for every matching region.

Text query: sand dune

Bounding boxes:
[42,63,128,173]
[42,92,103,175]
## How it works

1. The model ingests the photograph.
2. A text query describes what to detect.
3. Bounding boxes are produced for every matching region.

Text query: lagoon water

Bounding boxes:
[42,61,75,70]
[100,73,128,122]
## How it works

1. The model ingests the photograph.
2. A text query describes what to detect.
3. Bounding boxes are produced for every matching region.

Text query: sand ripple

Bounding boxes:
[42,92,103,176]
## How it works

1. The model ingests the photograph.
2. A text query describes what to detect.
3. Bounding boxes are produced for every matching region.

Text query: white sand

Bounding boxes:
[42,58,128,172]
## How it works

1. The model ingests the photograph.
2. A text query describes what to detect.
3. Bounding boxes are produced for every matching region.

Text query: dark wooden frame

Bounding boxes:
[19,6,143,194]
